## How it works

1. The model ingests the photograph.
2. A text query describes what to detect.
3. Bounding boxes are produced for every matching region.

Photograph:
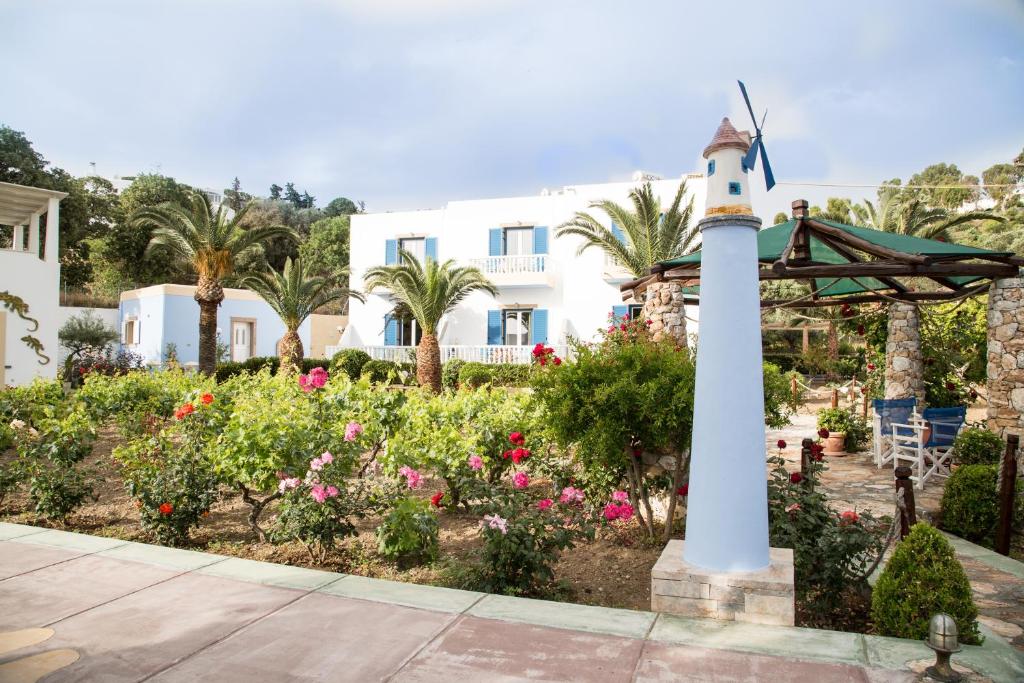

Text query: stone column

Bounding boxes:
[884,302,924,405]
[987,278,1024,437]
[641,281,688,347]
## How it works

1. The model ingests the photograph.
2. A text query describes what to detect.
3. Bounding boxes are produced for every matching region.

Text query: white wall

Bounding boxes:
[345,174,706,349]
[1,252,60,386]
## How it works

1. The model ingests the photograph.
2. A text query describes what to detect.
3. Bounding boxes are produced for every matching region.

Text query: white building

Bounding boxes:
[0,181,66,386]
[339,172,706,363]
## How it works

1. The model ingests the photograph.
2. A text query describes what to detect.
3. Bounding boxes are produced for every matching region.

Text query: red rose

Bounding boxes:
[620,323,627,331]
[509,432,523,444]
[817,428,829,439]
[200,393,214,405]
[511,447,530,464]
[777,439,786,449]
[945,381,955,391]
[857,324,865,336]
[676,484,688,497]
[430,491,444,508]
[867,363,876,371]
[539,357,547,366]
[790,472,803,484]
[840,510,859,525]
[553,357,562,366]
[159,502,174,516]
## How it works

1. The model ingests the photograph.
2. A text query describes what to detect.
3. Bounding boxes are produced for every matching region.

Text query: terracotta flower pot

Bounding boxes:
[822,431,847,456]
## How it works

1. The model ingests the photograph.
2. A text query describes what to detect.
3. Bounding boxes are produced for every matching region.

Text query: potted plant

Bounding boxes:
[817,407,860,456]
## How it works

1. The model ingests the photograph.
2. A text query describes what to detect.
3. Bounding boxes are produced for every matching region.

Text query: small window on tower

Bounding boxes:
[728,182,741,196]
[707,159,715,176]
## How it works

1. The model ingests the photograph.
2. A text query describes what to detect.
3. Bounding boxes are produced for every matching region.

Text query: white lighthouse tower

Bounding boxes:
[651,116,795,626]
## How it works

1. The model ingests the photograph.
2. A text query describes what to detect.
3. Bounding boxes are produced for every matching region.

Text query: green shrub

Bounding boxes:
[816,407,869,451]
[940,464,998,543]
[764,363,804,429]
[455,362,532,389]
[214,361,244,382]
[872,523,981,644]
[0,460,25,507]
[28,465,94,522]
[361,360,414,385]
[16,406,96,466]
[376,496,440,566]
[442,358,466,390]
[77,369,211,434]
[331,349,372,381]
[953,428,1004,466]
[0,378,65,426]
[458,362,493,388]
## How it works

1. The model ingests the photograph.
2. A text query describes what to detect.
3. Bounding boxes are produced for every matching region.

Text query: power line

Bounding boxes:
[775,181,1023,190]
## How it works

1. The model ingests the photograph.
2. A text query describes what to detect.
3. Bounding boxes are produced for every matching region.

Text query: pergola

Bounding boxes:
[621,200,1024,434]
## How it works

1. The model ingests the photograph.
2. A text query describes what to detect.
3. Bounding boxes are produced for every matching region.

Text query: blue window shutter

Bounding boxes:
[385,239,398,265]
[425,237,438,261]
[611,221,625,243]
[487,310,502,345]
[532,226,548,255]
[531,309,549,345]
[612,305,628,321]
[488,228,502,256]
[384,315,398,346]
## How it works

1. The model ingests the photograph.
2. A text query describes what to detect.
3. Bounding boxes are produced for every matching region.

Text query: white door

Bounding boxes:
[232,321,252,361]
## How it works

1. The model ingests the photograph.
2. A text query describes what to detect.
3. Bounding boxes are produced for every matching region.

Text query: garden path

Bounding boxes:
[767,405,1024,653]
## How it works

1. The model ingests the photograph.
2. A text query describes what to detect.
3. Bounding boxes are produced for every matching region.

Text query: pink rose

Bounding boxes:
[468,455,484,471]
[310,484,328,503]
[325,485,339,498]
[559,486,585,504]
[611,490,628,503]
[537,498,553,511]
[512,472,529,489]
[344,422,364,442]
[320,452,334,465]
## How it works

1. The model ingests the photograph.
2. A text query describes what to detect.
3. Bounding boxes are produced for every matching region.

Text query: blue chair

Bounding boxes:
[871,398,917,468]
[891,406,966,489]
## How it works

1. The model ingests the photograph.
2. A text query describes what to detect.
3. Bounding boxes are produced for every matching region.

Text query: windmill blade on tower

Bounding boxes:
[737,80,776,191]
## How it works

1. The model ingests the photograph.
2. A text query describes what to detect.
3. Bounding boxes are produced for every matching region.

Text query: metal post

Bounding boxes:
[995,434,1019,556]
[895,465,917,539]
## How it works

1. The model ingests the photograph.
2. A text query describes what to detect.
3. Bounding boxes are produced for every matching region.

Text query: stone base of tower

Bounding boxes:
[651,540,795,626]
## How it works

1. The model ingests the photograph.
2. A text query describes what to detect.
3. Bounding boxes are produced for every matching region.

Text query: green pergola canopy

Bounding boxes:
[623,213,1020,305]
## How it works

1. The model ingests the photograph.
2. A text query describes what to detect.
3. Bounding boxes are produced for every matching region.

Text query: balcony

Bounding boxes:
[602,253,634,284]
[468,255,556,288]
[325,344,568,365]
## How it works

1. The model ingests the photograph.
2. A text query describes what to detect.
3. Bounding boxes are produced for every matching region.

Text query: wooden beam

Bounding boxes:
[812,232,908,293]
[761,282,990,308]
[804,219,932,265]
[769,261,1018,279]
[771,218,803,274]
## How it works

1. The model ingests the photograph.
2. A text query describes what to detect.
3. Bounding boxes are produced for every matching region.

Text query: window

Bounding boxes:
[707,159,715,176]
[399,237,425,263]
[628,304,644,320]
[729,182,742,196]
[502,309,532,346]
[123,319,136,346]
[503,228,533,256]
[398,318,422,346]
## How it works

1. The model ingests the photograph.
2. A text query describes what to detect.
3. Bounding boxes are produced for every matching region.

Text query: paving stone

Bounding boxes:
[152,592,454,682]
[394,614,644,682]
[0,541,83,580]
[13,529,128,554]
[320,574,483,613]
[197,556,341,591]
[0,522,47,540]
[469,594,656,639]
[97,541,227,572]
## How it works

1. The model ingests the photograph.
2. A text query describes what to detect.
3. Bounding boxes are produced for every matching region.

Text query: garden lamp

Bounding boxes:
[926,613,961,682]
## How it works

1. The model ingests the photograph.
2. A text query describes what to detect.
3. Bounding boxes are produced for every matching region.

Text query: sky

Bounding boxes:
[1,0,1022,220]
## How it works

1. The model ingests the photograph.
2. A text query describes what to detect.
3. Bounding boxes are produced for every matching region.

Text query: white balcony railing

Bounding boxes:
[324,344,568,365]
[469,254,548,275]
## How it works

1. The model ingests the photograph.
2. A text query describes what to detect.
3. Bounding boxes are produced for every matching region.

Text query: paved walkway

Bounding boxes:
[2,524,1022,682]
[768,410,1024,653]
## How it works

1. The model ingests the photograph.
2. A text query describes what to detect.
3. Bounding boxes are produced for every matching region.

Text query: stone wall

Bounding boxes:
[642,281,687,347]
[987,278,1024,436]
[884,302,925,404]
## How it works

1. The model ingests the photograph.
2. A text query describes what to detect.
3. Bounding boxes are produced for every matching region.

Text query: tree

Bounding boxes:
[240,257,363,373]
[365,252,497,393]
[239,198,322,270]
[773,211,789,225]
[58,310,119,378]
[223,177,252,211]
[906,163,980,210]
[809,197,855,223]
[284,182,302,207]
[300,191,315,210]
[0,125,50,186]
[133,192,296,375]
[299,216,350,282]
[851,186,1000,240]
[555,180,697,278]
[324,197,359,217]
[269,183,282,200]
[982,153,1023,210]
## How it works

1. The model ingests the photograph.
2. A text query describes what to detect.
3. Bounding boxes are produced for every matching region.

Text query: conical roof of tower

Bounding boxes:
[702,117,751,158]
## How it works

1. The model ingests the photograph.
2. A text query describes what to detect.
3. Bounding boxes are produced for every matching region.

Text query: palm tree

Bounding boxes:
[133,192,297,375]
[240,257,364,374]
[364,251,497,393]
[851,187,1001,240]
[555,180,698,278]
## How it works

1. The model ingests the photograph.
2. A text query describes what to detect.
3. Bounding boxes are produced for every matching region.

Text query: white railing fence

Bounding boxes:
[469,254,548,274]
[324,344,568,365]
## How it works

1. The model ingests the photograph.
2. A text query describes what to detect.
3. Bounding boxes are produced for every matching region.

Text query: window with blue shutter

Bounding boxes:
[487,310,502,345]
[488,229,502,257]
[385,239,398,265]
[707,159,716,176]
[611,305,628,322]
[532,226,548,255]
[729,182,741,195]
[384,315,398,346]
[610,221,625,243]
[425,237,438,262]
[530,309,548,345]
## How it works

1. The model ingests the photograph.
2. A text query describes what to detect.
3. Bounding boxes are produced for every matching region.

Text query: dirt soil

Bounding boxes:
[1,425,663,612]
